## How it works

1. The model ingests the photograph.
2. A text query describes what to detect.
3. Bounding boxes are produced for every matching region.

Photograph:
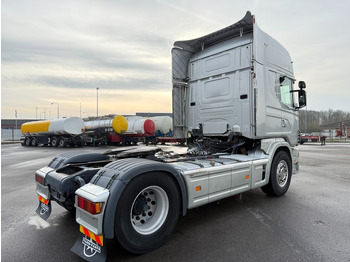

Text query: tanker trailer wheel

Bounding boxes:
[24,137,31,146]
[31,137,38,146]
[114,172,181,254]
[58,137,67,148]
[50,136,58,147]
[261,150,292,196]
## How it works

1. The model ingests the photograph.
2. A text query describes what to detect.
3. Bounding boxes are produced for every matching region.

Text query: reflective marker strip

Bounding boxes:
[38,195,49,205]
[80,225,103,246]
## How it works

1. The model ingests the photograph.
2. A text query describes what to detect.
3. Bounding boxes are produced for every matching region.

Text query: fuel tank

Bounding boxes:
[84,115,128,134]
[21,117,85,136]
[125,116,155,135]
[149,116,173,135]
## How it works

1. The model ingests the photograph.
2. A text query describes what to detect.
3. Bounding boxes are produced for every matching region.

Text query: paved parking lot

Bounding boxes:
[1,143,350,261]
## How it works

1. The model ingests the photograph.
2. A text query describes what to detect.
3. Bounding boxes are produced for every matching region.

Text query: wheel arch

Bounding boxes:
[262,139,293,185]
[97,159,187,239]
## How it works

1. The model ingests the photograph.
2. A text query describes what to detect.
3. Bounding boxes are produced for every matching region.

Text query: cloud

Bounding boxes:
[2,0,350,119]
[40,74,168,91]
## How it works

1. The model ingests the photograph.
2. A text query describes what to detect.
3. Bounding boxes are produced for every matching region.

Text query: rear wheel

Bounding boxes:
[114,172,181,254]
[261,150,292,196]
[58,137,67,148]
[50,137,58,147]
[31,137,38,146]
[24,137,31,146]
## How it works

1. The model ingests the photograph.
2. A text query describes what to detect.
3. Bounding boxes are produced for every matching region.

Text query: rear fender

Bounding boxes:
[90,158,188,239]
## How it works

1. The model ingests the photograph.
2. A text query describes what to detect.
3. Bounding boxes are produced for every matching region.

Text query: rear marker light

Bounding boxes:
[77,196,101,215]
[35,173,44,185]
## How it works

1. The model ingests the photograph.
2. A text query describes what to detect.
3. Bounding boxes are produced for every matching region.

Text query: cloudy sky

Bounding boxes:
[2,0,350,119]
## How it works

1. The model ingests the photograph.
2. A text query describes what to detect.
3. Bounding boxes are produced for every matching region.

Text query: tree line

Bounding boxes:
[299,109,350,133]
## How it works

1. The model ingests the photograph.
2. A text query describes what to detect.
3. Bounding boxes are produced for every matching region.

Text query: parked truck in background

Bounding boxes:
[34,11,306,261]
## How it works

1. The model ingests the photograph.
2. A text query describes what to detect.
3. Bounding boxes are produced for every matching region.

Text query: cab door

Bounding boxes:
[279,77,299,145]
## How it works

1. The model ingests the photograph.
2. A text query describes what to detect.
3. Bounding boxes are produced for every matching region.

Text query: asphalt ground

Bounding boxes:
[1,143,350,262]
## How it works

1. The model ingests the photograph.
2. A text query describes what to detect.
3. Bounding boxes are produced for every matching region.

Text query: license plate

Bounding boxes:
[36,195,51,220]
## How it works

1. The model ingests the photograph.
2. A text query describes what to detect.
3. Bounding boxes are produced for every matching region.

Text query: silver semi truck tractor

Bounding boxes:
[34,11,306,261]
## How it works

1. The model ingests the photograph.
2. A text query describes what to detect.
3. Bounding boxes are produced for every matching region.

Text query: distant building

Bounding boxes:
[320,120,350,138]
[1,119,38,129]
[136,112,172,117]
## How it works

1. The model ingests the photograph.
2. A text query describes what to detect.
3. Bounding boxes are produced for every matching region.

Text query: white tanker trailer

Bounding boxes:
[149,116,173,136]
[148,116,186,145]
[125,116,155,135]
[21,117,85,147]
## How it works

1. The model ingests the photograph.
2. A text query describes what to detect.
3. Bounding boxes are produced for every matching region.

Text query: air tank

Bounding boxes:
[125,116,155,135]
[21,117,85,136]
[149,116,173,135]
[84,115,128,134]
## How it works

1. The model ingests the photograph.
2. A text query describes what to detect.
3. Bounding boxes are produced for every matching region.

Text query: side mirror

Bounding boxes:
[298,89,307,109]
[298,81,306,89]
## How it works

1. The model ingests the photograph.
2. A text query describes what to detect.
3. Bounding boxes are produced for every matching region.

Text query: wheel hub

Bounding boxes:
[130,186,169,235]
[132,189,157,226]
[276,160,288,187]
[133,196,149,215]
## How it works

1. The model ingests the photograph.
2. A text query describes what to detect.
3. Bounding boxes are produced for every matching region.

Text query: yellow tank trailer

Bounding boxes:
[21,117,85,147]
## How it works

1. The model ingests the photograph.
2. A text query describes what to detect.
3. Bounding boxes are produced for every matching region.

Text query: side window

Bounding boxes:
[279,77,293,107]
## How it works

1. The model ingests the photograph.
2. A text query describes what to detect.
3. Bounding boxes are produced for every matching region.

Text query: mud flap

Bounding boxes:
[71,233,107,262]
[36,200,51,220]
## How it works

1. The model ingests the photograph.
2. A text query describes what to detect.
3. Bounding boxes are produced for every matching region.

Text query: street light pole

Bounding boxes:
[51,102,59,119]
[15,109,18,130]
[96,87,99,117]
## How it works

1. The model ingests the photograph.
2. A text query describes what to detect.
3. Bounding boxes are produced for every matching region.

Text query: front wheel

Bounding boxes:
[114,172,181,254]
[261,150,292,196]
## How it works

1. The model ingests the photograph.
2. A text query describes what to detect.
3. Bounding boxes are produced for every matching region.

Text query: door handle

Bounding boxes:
[281,119,286,127]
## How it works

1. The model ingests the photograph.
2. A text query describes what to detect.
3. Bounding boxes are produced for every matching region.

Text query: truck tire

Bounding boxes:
[24,137,31,146]
[31,137,38,146]
[58,137,67,148]
[114,172,181,254]
[261,150,292,196]
[51,137,58,147]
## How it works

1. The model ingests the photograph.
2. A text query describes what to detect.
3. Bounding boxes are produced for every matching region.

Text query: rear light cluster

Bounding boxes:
[35,173,45,185]
[77,196,102,215]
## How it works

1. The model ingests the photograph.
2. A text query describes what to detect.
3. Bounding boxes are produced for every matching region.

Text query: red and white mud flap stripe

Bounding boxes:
[36,195,51,220]
[71,225,107,262]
